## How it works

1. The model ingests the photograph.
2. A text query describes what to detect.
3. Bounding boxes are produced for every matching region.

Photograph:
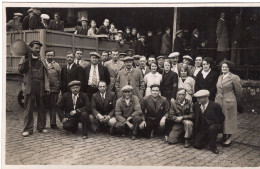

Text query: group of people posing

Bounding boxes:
[18,40,243,155]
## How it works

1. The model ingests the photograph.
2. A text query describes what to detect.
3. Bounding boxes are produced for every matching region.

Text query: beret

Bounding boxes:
[132,55,141,59]
[157,56,165,60]
[121,85,133,92]
[123,56,134,62]
[29,40,42,47]
[176,30,183,35]
[89,52,100,58]
[14,13,23,17]
[168,52,180,58]
[40,14,50,20]
[194,90,210,97]
[68,80,81,87]
[183,55,193,61]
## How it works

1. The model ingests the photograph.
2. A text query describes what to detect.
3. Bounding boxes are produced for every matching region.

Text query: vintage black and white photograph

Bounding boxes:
[2,2,260,168]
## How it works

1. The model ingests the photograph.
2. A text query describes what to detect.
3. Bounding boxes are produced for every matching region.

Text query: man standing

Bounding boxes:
[18,40,50,137]
[6,13,23,32]
[139,84,170,139]
[74,49,89,69]
[216,12,229,64]
[100,50,109,66]
[49,13,64,32]
[151,29,162,58]
[29,8,42,30]
[60,51,84,94]
[160,27,172,56]
[191,55,203,78]
[40,14,50,29]
[104,48,125,91]
[57,81,91,139]
[22,8,34,30]
[157,56,165,69]
[139,56,151,77]
[167,88,194,148]
[193,90,225,154]
[231,14,243,65]
[134,35,147,57]
[133,55,141,68]
[84,52,110,100]
[173,30,185,57]
[90,81,117,133]
[74,17,89,35]
[168,52,181,76]
[114,85,143,140]
[45,50,61,129]
[115,56,145,99]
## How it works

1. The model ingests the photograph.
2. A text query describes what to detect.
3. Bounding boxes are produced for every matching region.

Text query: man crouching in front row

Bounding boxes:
[57,80,91,139]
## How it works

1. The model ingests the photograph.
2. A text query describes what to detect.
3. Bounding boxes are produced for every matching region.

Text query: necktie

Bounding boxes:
[101,93,105,103]
[201,105,206,113]
[77,60,79,65]
[73,95,77,109]
[92,65,97,85]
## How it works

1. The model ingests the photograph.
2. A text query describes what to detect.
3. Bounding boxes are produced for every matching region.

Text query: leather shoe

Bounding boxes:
[82,135,88,139]
[132,135,136,140]
[184,140,191,148]
[22,131,32,137]
[38,129,49,133]
[51,125,59,129]
[210,148,219,154]
[221,140,232,147]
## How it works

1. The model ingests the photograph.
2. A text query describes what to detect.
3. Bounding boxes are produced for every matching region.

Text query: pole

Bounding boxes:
[172,7,178,52]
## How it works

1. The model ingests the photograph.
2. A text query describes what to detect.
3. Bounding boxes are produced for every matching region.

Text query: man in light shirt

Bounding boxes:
[139,56,150,77]
[74,49,89,69]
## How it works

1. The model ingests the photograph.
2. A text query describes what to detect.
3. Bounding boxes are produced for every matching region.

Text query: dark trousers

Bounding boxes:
[23,81,46,132]
[114,116,142,135]
[86,86,99,100]
[193,124,221,150]
[45,92,58,126]
[63,111,90,136]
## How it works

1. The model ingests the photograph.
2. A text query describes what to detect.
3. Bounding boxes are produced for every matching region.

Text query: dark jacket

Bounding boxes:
[135,40,147,56]
[151,33,162,57]
[97,25,109,35]
[232,22,243,44]
[161,70,178,100]
[91,91,117,118]
[160,33,172,55]
[190,35,201,58]
[195,69,219,101]
[193,101,225,135]
[75,26,89,35]
[141,95,170,120]
[57,92,91,121]
[29,14,42,30]
[49,20,64,32]
[60,63,85,94]
[173,36,185,56]
[116,41,129,53]
[22,15,30,30]
[84,64,110,91]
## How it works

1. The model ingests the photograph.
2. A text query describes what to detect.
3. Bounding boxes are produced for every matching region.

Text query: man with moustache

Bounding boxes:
[139,56,151,77]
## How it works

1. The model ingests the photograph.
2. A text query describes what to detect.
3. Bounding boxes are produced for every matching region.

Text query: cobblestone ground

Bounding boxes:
[4,80,260,166]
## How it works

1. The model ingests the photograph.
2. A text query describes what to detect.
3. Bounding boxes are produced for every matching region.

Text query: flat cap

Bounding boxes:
[157,55,165,60]
[68,80,81,87]
[119,53,127,56]
[132,55,141,59]
[183,55,193,61]
[29,40,42,47]
[89,52,100,58]
[81,17,88,21]
[194,90,210,97]
[117,30,123,33]
[123,56,134,62]
[176,30,183,35]
[126,49,135,52]
[168,52,180,58]
[41,14,50,20]
[121,85,133,92]
[14,13,23,17]
[27,8,33,13]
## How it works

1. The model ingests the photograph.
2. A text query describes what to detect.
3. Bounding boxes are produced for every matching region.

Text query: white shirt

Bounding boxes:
[171,64,179,75]
[72,93,79,109]
[200,101,209,113]
[74,59,82,65]
[223,72,230,79]
[88,64,100,85]
[194,34,198,38]
[201,69,211,79]
[193,67,202,77]
[141,66,146,75]
[178,99,186,107]
[100,91,106,99]
[46,60,55,68]
[67,63,74,70]
[125,98,130,106]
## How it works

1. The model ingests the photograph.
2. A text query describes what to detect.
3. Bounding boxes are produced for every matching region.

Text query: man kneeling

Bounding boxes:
[58,81,91,139]
[139,84,170,139]
[90,81,117,134]
[167,88,194,148]
[114,85,143,140]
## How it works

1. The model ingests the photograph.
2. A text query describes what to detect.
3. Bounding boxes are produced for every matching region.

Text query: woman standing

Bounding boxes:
[161,61,178,102]
[178,65,195,101]
[144,62,162,96]
[215,61,242,146]
[87,20,98,37]
[195,57,219,101]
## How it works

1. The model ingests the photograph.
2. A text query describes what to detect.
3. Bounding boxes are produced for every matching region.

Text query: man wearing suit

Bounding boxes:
[90,81,117,133]
[49,13,64,32]
[84,52,110,100]
[74,49,89,69]
[29,8,42,30]
[60,52,84,94]
[139,84,170,139]
[22,8,34,30]
[168,52,181,76]
[173,30,185,57]
[193,90,225,154]
[139,56,150,77]
[114,85,143,140]
[104,48,125,91]
[115,56,145,99]
[190,28,202,60]
[57,81,91,139]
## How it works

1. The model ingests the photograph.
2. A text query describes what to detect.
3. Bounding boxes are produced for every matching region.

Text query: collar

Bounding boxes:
[194,34,198,38]
[220,18,225,21]
[72,93,79,97]
[125,68,133,72]
[223,72,230,79]
[100,91,106,97]
[67,63,74,69]
[202,68,211,74]
[201,101,209,109]
[177,99,186,106]
[46,60,55,64]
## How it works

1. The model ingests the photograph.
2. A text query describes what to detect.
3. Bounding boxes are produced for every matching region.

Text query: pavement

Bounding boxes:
[3,80,260,167]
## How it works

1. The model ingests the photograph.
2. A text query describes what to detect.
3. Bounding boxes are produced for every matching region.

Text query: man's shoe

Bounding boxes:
[39,129,49,133]
[165,135,169,142]
[109,126,114,135]
[51,125,58,129]
[210,148,219,154]
[82,135,88,139]
[132,135,136,140]
[184,140,191,148]
[22,131,32,137]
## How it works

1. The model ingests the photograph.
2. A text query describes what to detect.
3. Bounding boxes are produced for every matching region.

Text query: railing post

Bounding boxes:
[39,29,47,59]
[95,37,99,52]
[72,34,75,53]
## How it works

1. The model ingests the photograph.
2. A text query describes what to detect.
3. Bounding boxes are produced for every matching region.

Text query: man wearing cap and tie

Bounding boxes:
[29,8,42,30]
[57,80,91,139]
[49,13,64,32]
[7,12,23,31]
[139,56,151,77]
[114,85,143,140]
[193,90,225,154]
[18,40,50,137]
[133,55,141,68]
[115,56,145,99]
[168,52,181,75]
[174,30,185,57]
[90,81,117,133]
[22,8,34,30]
[74,49,89,69]
[84,52,110,100]
[157,55,165,69]
[100,50,109,66]
[40,14,50,29]
[74,17,89,35]
[60,51,85,94]
[104,48,125,91]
